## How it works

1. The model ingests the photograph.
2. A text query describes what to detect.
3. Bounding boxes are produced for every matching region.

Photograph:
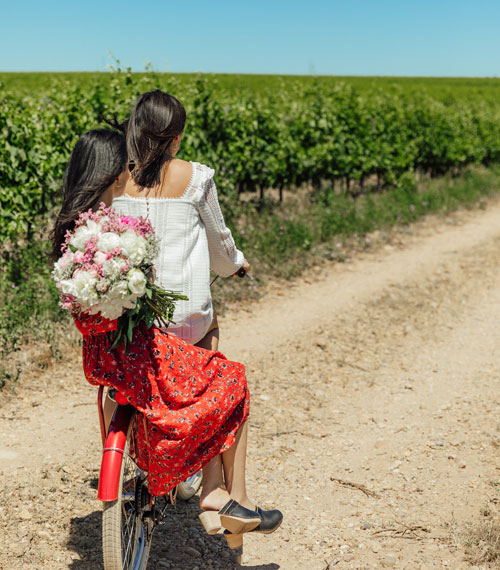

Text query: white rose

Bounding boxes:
[102,257,127,279]
[120,231,139,255]
[90,299,124,320]
[86,219,100,234]
[127,269,147,296]
[98,232,121,252]
[60,279,76,297]
[94,251,107,266]
[90,288,138,319]
[61,271,98,307]
[120,232,147,265]
[110,280,129,297]
[70,226,93,250]
[130,236,147,264]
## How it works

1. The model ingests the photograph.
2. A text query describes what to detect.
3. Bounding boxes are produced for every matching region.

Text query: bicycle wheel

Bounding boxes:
[102,418,153,570]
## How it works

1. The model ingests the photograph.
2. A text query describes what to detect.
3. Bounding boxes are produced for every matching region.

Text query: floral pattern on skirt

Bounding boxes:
[74,313,250,496]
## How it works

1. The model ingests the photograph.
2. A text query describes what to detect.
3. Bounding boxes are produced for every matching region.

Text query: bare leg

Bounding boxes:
[199,422,255,511]
[197,312,254,511]
[200,455,231,511]
[222,422,254,510]
[195,327,219,351]
[195,311,219,351]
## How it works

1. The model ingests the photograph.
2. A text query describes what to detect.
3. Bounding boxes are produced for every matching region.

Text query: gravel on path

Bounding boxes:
[2,204,500,569]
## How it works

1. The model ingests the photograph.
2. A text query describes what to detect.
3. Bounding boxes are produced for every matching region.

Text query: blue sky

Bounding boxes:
[2,0,499,76]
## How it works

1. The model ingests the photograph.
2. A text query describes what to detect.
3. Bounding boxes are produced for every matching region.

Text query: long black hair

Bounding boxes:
[127,90,186,189]
[50,128,127,259]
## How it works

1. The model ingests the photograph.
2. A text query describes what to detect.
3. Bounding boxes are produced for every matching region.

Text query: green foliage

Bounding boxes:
[2,69,500,389]
[2,70,500,244]
[0,241,65,345]
[229,166,500,280]
[0,239,68,387]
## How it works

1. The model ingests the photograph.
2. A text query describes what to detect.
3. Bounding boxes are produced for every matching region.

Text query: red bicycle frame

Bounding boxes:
[96,386,135,502]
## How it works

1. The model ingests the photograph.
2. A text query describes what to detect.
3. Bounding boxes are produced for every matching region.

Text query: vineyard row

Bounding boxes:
[1,71,500,242]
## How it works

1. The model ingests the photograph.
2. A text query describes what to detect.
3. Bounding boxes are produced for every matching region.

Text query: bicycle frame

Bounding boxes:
[97,386,136,502]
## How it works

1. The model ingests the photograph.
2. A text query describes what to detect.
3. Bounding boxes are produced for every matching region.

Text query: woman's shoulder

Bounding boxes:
[190,161,215,183]
[167,158,194,190]
[169,158,193,175]
[179,161,215,202]
[169,159,215,190]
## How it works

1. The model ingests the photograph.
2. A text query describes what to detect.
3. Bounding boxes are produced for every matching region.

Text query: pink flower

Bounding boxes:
[94,251,107,266]
[105,247,122,260]
[60,294,76,311]
[84,236,98,256]
[73,250,84,264]
[120,216,138,229]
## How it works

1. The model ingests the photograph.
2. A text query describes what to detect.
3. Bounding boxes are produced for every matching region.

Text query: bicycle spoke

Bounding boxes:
[122,511,135,565]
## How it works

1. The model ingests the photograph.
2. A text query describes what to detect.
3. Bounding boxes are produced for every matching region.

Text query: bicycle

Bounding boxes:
[96,385,202,570]
[95,267,251,569]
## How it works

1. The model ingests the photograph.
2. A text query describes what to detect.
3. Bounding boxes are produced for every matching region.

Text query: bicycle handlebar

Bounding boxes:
[210,267,253,286]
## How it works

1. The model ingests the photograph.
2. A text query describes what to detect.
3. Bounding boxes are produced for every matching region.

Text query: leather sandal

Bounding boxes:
[219,499,261,533]
[198,510,223,535]
[250,506,283,534]
[198,499,261,535]
[222,506,283,543]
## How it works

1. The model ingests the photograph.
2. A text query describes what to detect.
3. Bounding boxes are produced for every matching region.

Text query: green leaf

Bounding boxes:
[127,317,134,342]
[145,310,155,328]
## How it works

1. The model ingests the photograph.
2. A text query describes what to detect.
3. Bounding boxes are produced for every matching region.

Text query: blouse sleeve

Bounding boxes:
[197,174,245,277]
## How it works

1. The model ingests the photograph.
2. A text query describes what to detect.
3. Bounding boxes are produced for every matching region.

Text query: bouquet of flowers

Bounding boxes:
[52,203,187,348]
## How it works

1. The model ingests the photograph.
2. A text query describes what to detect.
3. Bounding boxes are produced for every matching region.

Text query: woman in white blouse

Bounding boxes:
[113,90,249,351]
[111,92,284,545]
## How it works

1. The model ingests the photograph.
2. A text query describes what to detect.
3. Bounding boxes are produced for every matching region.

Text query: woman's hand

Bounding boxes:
[231,259,250,278]
[146,267,157,283]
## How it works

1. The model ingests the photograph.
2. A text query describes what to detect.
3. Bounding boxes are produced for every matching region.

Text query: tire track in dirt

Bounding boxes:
[3,203,500,568]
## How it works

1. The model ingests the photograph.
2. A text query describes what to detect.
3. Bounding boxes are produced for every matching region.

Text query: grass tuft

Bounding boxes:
[463,518,500,565]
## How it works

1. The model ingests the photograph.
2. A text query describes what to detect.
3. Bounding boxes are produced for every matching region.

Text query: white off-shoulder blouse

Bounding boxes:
[112,162,244,344]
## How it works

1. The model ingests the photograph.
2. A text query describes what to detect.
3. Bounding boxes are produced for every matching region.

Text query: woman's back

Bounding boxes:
[113,160,243,344]
[123,158,193,200]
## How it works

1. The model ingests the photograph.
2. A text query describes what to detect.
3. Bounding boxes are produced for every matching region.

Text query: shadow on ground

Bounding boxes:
[67,498,280,569]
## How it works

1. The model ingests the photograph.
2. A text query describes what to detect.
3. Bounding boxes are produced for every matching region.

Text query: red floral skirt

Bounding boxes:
[74,313,250,496]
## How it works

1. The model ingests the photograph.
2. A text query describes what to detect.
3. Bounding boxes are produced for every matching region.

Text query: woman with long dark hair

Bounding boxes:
[51,127,282,554]
[112,90,283,547]
[114,90,249,351]
[50,129,128,258]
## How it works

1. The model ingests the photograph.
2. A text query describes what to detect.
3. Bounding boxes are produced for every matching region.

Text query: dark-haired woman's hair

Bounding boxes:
[127,90,186,189]
[50,128,127,260]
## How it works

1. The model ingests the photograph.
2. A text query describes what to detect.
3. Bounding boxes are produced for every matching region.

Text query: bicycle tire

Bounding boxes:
[102,418,153,570]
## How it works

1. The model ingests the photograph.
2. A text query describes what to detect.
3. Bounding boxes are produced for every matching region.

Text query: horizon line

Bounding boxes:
[1,70,500,80]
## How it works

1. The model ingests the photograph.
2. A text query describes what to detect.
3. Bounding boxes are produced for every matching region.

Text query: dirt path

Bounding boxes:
[3,203,500,569]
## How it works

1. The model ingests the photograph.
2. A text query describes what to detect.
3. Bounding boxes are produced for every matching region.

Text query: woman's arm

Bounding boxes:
[198,177,245,277]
